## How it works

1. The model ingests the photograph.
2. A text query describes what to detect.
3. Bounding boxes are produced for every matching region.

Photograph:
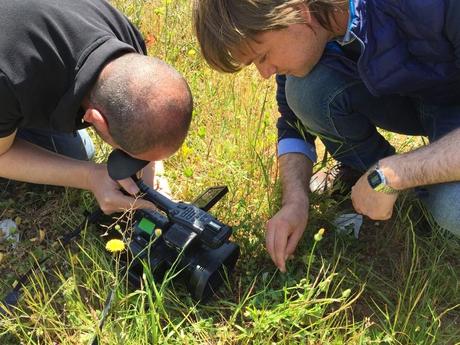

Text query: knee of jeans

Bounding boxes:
[419,182,460,237]
[285,64,360,135]
[77,129,95,161]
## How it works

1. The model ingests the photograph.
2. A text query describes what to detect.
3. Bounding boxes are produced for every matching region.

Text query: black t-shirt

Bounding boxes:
[0,0,147,138]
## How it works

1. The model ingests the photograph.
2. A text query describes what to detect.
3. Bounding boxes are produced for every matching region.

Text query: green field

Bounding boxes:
[0,1,459,344]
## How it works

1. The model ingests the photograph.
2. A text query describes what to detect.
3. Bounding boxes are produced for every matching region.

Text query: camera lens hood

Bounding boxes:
[187,242,239,302]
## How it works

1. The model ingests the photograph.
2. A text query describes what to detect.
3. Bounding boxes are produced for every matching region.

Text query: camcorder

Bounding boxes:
[104,149,240,302]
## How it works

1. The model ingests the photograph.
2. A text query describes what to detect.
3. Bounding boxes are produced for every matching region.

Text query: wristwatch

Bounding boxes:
[367,162,398,194]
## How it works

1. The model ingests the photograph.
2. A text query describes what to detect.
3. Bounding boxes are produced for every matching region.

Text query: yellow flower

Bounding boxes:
[154,228,163,237]
[314,228,326,242]
[106,239,125,253]
[341,288,352,299]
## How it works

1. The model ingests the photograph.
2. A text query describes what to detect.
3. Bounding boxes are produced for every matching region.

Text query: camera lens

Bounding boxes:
[187,243,239,301]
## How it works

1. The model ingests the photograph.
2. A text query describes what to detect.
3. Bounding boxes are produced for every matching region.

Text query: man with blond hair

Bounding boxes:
[193,0,460,272]
[0,0,193,214]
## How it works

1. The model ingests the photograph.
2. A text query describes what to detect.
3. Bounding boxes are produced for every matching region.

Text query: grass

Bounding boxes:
[0,0,459,344]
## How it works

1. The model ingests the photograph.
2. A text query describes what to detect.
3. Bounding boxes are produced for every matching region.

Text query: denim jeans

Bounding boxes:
[285,63,460,236]
[16,128,95,161]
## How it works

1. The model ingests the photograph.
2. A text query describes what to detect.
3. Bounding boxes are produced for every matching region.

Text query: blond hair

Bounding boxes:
[192,0,347,73]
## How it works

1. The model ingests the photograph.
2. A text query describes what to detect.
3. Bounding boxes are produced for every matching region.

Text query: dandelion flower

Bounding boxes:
[106,239,125,253]
[314,228,326,242]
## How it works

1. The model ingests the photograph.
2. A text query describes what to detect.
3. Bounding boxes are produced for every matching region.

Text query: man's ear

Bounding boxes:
[297,3,313,23]
[83,108,116,146]
[83,108,108,133]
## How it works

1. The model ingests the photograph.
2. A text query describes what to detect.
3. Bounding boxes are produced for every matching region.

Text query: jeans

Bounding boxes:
[285,63,460,236]
[16,128,95,161]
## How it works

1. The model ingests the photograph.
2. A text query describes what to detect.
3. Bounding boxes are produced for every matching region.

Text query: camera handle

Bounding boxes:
[106,149,177,212]
[107,150,232,248]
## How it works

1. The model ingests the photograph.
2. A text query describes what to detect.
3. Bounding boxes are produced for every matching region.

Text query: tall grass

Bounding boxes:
[0,0,459,344]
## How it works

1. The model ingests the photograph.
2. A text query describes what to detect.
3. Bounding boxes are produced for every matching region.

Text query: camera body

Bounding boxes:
[114,187,239,301]
[105,150,239,301]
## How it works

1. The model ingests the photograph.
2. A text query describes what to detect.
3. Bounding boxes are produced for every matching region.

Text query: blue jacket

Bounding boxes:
[277,0,460,162]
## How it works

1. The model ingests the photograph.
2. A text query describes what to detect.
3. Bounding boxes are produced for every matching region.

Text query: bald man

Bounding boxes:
[0,0,193,214]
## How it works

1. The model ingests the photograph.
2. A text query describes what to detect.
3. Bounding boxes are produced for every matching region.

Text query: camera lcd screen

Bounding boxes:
[192,186,228,211]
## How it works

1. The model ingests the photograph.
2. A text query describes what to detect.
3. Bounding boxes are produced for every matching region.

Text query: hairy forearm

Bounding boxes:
[381,128,460,190]
[279,153,313,205]
[0,138,96,190]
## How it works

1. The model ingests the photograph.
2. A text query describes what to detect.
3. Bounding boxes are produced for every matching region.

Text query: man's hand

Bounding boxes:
[140,161,171,196]
[268,152,313,272]
[352,127,460,220]
[87,164,156,214]
[266,199,309,272]
[351,171,399,220]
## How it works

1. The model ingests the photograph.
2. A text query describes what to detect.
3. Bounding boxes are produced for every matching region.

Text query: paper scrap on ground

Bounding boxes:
[0,219,19,247]
[333,213,363,239]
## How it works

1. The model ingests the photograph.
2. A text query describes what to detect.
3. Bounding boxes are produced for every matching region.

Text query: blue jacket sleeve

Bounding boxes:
[276,74,317,163]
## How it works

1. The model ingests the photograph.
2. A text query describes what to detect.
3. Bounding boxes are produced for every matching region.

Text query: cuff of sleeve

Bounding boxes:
[278,138,317,163]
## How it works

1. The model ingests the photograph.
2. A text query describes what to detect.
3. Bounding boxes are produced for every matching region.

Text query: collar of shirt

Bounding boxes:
[335,0,360,46]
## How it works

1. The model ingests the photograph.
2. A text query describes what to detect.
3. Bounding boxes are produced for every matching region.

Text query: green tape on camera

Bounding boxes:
[138,218,155,235]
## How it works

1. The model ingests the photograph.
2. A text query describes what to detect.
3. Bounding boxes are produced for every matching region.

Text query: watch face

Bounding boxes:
[367,170,382,189]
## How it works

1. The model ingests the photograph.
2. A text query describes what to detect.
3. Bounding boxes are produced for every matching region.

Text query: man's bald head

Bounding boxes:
[88,53,193,157]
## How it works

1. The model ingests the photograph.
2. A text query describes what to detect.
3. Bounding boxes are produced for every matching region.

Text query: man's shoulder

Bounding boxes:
[369,0,448,21]
[0,0,115,22]
[0,0,145,133]
[0,0,143,84]
[0,0,136,40]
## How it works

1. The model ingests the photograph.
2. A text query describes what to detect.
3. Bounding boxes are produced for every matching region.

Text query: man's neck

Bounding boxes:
[329,3,351,39]
[332,8,350,37]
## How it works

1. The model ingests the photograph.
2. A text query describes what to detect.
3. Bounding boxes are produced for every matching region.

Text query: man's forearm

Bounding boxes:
[381,128,460,190]
[279,153,313,205]
[0,138,96,190]
[265,152,312,272]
